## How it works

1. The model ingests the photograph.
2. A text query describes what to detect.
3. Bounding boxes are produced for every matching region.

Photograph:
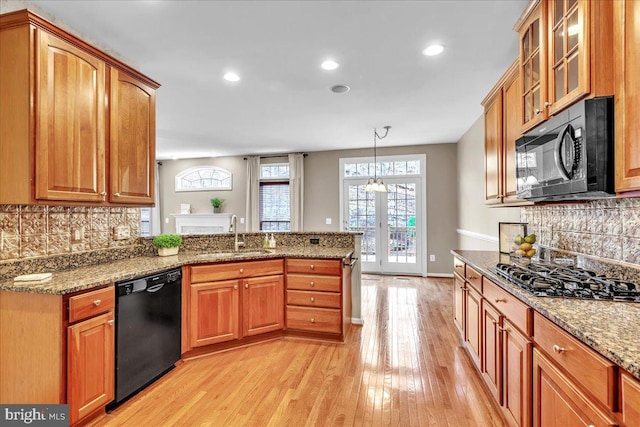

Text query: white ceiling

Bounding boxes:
[13,0,527,159]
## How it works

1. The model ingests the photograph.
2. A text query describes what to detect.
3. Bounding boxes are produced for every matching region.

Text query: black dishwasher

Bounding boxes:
[110,267,182,408]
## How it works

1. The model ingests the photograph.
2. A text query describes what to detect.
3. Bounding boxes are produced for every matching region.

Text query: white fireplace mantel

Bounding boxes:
[171,213,233,235]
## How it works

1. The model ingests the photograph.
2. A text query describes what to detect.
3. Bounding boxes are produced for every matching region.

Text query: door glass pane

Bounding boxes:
[524,61,531,91]
[532,53,540,85]
[554,25,564,63]
[347,184,376,262]
[531,20,539,50]
[394,161,407,176]
[522,30,530,59]
[567,53,579,92]
[533,87,541,115]
[386,183,416,265]
[567,9,579,51]
[524,93,532,122]
[555,64,565,101]
[567,0,577,10]
[554,0,564,26]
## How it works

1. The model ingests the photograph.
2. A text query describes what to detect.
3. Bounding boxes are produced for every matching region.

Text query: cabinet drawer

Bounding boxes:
[622,371,640,426]
[286,306,341,334]
[286,274,341,292]
[68,287,115,323]
[287,290,341,308]
[453,257,465,277]
[286,258,341,276]
[191,259,284,283]
[533,312,617,411]
[465,266,482,292]
[483,277,531,336]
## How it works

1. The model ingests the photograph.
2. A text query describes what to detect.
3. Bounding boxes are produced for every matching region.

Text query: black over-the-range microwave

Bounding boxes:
[515,96,615,202]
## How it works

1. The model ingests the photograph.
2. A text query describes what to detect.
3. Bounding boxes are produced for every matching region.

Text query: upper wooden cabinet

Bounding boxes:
[614,0,640,193]
[482,61,528,206]
[515,0,613,132]
[0,10,159,206]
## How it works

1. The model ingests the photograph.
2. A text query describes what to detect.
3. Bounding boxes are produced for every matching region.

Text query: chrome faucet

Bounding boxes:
[231,215,245,252]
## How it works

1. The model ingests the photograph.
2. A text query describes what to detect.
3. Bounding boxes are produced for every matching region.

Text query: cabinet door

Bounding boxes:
[502,67,523,203]
[482,302,502,403]
[547,0,590,115]
[453,274,465,338]
[614,0,640,192]
[36,30,107,202]
[68,311,114,425]
[242,275,284,337]
[464,285,482,370]
[484,90,503,205]
[109,68,155,205]
[519,4,547,131]
[190,280,240,347]
[502,319,532,427]
[533,348,617,427]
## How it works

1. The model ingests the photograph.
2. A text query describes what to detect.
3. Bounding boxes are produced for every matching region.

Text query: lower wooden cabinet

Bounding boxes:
[482,300,502,403]
[67,311,115,425]
[243,275,284,337]
[190,279,240,347]
[464,285,482,370]
[502,318,532,427]
[621,371,640,426]
[533,348,617,427]
[453,273,465,337]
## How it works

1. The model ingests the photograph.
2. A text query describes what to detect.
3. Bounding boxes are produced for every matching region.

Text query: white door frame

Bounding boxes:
[339,154,427,276]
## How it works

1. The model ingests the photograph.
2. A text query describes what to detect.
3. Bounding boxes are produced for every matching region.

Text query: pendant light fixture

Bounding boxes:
[365,126,392,192]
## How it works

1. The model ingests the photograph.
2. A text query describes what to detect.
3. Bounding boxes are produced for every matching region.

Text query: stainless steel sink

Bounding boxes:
[195,250,271,259]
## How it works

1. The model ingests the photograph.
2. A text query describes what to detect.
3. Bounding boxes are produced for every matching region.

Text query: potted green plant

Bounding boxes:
[152,234,182,257]
[210,198,224,213]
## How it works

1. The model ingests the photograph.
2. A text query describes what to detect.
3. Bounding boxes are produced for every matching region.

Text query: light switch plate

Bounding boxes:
[325,218,332,225]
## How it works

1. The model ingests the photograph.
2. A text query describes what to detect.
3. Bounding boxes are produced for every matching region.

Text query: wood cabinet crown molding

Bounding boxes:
[0,9,159,89]
[513,0,542,32]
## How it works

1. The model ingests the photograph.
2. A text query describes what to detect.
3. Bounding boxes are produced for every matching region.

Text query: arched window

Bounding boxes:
[175,166,232,191]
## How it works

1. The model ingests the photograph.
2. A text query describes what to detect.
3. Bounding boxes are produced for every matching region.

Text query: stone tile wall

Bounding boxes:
[0,205,141,261]
[522,198,640,266]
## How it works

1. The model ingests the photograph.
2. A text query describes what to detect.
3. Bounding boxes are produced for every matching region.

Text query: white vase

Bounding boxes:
[157,247,179,257]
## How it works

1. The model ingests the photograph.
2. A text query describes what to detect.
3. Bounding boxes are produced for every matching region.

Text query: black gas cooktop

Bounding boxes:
[494,262,640,303]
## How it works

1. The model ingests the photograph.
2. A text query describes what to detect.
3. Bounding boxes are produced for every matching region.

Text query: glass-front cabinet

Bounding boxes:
[547,0,589,115]
[518,2,546,131]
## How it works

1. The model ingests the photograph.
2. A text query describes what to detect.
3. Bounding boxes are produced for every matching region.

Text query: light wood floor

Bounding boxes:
[89,275,507,426]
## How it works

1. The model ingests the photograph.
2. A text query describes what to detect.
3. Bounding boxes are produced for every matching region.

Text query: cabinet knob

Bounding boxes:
[535,108,542,115]
[544,102,552,108]
[552,344,566,354]
[234,285,238,290]
[494,298,506,303]
[93,299,101,306]
[310,297,315,302]
[100,192,107,197]
[310,281,315,287]
[107,319,114,326]
[245,283,249,289]
[310,318,315,323]
[114,192,121,197]
[239,268,244,273]
[498,326,510,332]
[468,276,477,280]
[310,264,315,270]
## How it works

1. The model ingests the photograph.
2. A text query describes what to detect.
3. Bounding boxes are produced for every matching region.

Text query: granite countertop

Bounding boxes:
[452,250,640,381]
[0,247,353,296]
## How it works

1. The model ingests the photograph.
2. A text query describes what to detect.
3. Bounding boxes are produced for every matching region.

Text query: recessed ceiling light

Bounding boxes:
[331,84,350,93]
[223,72,240,82]
[422,44,445,56]
[321,60,339,71]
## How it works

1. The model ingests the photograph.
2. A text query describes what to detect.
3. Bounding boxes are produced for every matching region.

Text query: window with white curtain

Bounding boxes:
[259,163,290,231]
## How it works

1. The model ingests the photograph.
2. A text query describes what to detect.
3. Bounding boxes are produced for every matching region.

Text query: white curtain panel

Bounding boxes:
[288,153,304,231]
[150,162,161,235]
[245,156,261,232]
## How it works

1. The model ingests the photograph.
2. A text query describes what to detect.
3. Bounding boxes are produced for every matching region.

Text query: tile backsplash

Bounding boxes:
[522,198,640,266]
[0,205,141,261]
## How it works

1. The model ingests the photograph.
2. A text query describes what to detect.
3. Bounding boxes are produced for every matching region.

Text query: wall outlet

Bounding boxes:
[165,217,170,224]
[310,238,320,245]
[325,218,332,225]
[429,254,436,262]
[240,217,245,224]
[114,225,131,240]
[71,227,84,243]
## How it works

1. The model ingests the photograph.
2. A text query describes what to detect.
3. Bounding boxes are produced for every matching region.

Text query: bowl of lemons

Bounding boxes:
[512,234,537,258]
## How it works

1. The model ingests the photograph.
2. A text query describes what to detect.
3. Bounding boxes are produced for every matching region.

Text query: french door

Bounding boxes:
[343,176,423,275]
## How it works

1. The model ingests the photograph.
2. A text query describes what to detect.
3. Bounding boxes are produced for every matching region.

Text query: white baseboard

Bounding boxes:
[427,273,454,278]
[351,318,364,325]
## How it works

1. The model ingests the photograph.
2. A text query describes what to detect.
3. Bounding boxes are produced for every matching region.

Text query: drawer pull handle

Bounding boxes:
[234,285,238,290]
[100,191,107,197]
[245,283,249,289]
[310,318,315,323]
[494,298,506,303]
[468,276,477,280]
[93,300,101,306]
[492,320,498,325]
[310,282,315,287]
[310,264,315,270]
[240,268,244,273]
[114,192,121,197]
[535,108,542,115]
[310,297,315,302]
[498,326,510,333]
[552,344,566,354]
[107,319,114,326]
